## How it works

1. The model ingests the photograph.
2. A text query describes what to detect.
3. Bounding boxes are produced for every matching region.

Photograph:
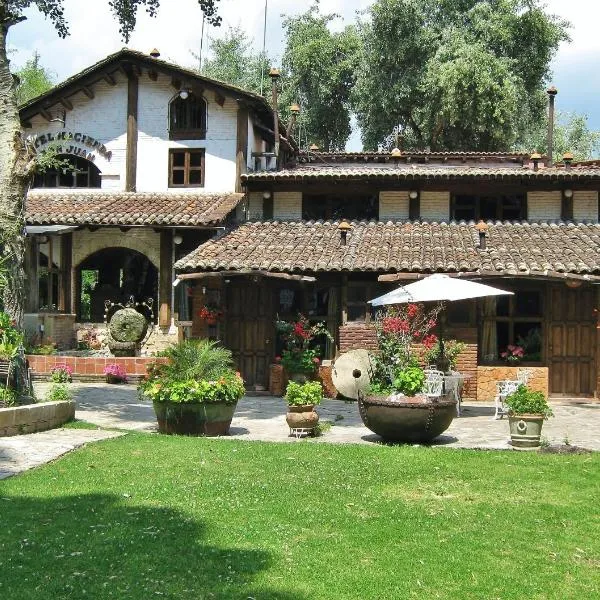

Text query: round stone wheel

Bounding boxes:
[109,307,148,344]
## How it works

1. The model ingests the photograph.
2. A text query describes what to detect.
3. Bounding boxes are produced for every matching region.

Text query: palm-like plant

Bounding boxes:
[158,339,235,381]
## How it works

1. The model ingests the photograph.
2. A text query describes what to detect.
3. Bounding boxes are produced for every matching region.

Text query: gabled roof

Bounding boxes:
[25,191,243,227]
[19,48,294,148]
[175,220,600,278]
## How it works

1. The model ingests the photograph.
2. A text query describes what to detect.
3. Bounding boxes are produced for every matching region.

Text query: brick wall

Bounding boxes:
[25,313,76,350]
[379,191,409,220]
[339,323,378,353]
[247,191,264,220]
[573,191,598,221]
[527,191,561,220]
[420,191,450,221]
[27,355,167,380]
[273,191,302,220]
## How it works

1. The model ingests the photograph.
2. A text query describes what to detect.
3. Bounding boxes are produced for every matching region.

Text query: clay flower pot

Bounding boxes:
[286,404,319,435]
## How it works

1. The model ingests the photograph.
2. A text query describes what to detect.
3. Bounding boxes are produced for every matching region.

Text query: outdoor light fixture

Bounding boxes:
[563,189,573,199]
[409,190,419,200]
[565,279,582,289]
[262,191,272,199]
[179,89,190,100]
[173,234,183,245]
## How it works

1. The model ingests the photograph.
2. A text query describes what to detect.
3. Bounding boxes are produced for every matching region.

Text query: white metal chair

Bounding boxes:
[494,379,520,420]
[444,371,464,416]
[424,372,444,399]
[516,368,532,386]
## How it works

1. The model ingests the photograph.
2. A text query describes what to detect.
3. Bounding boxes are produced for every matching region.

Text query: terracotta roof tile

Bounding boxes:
[242,165,600,182]
[175,220,600,277]
[25,191,243,226]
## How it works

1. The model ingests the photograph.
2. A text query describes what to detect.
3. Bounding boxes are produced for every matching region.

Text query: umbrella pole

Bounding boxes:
[437,303,449,374]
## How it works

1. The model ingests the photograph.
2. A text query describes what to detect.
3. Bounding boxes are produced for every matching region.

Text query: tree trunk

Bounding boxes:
[0,14,28,327]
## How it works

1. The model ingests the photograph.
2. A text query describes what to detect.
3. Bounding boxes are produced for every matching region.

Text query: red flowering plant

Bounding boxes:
[275,314,333,375]
[197,304,224,324]
[370,303,442,395]
[501,344,524,364]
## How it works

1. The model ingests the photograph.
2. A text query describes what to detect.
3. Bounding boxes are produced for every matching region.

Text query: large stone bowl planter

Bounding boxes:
[152,400,238,436]
[358,394,456,443]
[508,414,545,448]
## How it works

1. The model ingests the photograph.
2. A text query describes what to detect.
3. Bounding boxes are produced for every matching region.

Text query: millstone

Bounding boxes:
[109,307,148,343]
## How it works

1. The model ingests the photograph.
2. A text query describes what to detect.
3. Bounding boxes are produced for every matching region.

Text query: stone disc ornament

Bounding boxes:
[109,307,149,344]
[331,349,375,399]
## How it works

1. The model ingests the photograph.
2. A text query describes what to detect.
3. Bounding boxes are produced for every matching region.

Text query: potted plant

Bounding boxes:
[501,344,524,364]
[505,384,553,448]
[50,363,73,383]
[139,339,245,436]
[359,303,457,443]
[198,305,224,326]
[275,314,332,382]
[0,312,23,363]
[284,380,322,435]
[104,364,128,384]
[423,339,466,372]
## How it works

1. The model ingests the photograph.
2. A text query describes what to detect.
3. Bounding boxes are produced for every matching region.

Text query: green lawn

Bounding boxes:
[0,435,598,599]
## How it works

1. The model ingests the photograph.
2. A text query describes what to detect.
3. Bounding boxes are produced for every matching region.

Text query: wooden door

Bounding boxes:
[548,285,597,397]
[224,278,274,388]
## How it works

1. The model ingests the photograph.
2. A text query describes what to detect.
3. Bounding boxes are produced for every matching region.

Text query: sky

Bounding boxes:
[7,0,600,151]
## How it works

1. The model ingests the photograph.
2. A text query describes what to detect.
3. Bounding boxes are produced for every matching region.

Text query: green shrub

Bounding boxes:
[505,385,553,419]
[392,366,425,396]
[1,385,18,407]
[45,383,73,403]
[285,381,323,406]
[423,339,466,371]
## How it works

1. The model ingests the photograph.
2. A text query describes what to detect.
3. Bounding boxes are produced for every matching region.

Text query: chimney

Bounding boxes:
[286,103,300,140]
[149,48,160,58]
[338,220,352,246]
[530,152,541,172]
[269,68,281,168]
[547,86,557,166]
[563,151,573,170]
[475,220,489,250]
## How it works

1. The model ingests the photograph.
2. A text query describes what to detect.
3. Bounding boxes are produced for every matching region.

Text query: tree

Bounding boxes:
[0,0,221,326]
[517,111,600,162]
[352,0,570,151]
[280,5,360,151]
[199,26,271,97]
[13,50,54,104]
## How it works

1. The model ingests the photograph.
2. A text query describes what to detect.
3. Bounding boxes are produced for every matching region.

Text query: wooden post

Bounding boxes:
[24,237,38,313]
[235,105,249,193]
[125,69,139,192]
[59,233,72,313]
[159,230,172,328]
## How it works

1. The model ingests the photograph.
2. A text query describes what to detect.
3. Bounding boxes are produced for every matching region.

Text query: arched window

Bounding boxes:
[169,92,207,140]
[33,155,101,188]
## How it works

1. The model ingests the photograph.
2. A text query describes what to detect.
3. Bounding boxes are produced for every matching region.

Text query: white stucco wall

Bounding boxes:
[136,74,238,192]
[27,74,128,190]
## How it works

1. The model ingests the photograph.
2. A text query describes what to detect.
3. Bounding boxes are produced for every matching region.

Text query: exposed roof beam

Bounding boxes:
[214,92,226,107]
[59,97,73,111]
[148,69,158,81]
[82,86,94,99]
[40,108,52,122]
[104,73,117,86]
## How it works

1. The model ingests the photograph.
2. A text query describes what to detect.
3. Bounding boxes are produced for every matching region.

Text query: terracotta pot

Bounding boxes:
[286,404,319,432]
[153,400,238,436]
[358,394,456,443]
[508,414,545,448]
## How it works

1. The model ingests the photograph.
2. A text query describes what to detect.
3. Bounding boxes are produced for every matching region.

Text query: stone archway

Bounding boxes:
[76,247,158,322]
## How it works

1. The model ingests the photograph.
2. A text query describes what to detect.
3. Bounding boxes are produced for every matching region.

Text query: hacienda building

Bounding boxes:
[20,50,600,401]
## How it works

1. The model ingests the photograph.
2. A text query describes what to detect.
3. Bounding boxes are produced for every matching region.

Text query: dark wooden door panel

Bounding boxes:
[548,286,597,397]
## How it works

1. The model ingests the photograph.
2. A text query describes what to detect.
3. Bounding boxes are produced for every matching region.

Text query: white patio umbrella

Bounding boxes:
[368,273,513,370]
[369,273,513,306]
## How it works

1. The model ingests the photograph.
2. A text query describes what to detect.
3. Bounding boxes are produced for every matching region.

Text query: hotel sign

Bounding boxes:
[31,131,113,162]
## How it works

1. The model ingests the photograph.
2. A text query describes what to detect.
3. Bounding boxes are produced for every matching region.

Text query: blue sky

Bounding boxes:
[8,0,599,150]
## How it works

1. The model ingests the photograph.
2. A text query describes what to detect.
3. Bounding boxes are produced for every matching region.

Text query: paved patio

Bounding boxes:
[1,383,597,479]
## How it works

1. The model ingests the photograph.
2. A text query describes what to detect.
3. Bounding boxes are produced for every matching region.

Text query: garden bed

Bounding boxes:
[0,400,75,436]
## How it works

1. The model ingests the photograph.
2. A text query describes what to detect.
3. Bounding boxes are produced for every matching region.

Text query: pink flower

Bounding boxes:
[274,356,282,363]
[313,357,320,364]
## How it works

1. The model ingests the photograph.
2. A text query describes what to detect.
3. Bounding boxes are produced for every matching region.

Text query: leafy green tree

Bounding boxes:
[280,5,360,151]
[13,50,54,104]
[517,111,600,162]
[199,26,271,97]
[0,0,221,326]
[352,0,569,151]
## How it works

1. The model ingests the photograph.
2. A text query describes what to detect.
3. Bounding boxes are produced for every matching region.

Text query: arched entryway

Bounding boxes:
[76,247,158,322]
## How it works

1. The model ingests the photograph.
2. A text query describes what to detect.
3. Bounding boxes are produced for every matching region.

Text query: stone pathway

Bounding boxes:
[1,383,598,480]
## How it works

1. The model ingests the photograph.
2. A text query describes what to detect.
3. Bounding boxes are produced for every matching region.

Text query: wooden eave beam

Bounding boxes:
[39,108,52,122]
[148,69,158,81]
[104,73,117,86]
[82,86,94,99]
[177,271,316,282]
[215,91,226,107]
[59,98,73,111]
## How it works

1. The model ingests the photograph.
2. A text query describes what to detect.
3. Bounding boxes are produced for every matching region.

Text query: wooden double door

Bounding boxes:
[224,279,275,388]
[548,285,598,397]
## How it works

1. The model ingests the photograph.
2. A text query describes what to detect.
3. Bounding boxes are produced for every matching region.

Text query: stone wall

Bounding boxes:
[477,366,548,402]
[0,400,75,437]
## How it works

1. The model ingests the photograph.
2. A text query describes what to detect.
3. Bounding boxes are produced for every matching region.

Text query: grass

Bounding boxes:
[61,419,103,430]
[0,435,598,599]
